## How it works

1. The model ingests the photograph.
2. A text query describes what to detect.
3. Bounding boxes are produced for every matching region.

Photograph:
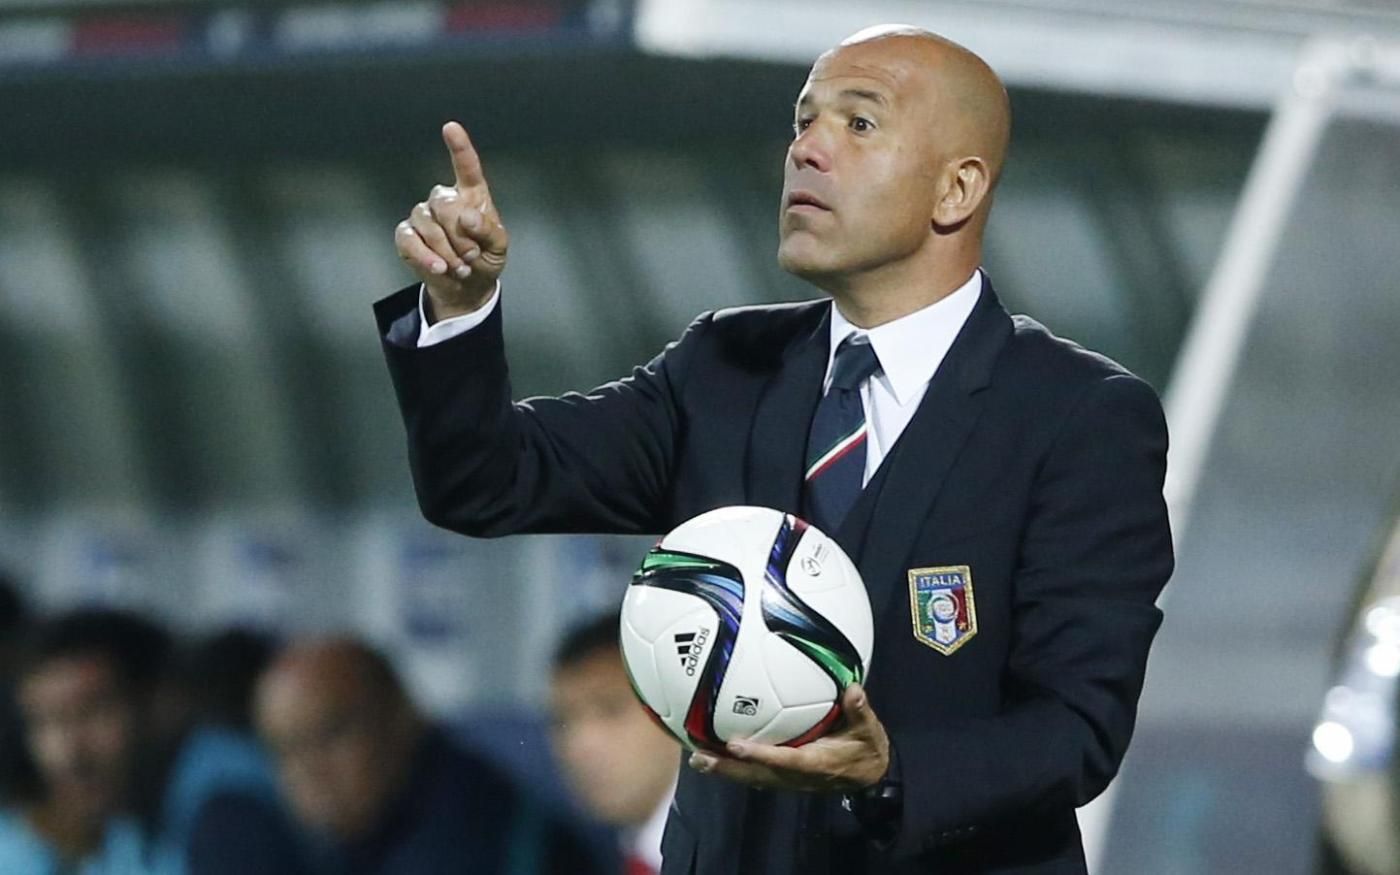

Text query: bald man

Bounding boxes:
[255,639,600,875]
[375,25,1173,875]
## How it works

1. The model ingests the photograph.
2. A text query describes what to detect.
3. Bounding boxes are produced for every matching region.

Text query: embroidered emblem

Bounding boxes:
[908,566,977,655]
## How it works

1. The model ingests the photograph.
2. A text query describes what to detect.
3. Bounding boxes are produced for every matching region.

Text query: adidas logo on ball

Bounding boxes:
[675,628,710,676]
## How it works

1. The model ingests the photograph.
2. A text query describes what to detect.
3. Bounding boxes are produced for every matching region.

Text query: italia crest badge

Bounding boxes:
[908,566,977,655]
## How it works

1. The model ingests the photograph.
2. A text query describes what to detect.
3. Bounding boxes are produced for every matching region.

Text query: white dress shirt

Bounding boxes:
[622,780,675,872]
[824,270,983,485]
[414,270,984,488]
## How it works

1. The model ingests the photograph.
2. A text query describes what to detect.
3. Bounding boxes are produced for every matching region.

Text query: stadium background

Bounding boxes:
[1,0,1399,871]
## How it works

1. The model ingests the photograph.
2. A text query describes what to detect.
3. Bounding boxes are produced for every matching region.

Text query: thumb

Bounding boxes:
[842,683,873,725]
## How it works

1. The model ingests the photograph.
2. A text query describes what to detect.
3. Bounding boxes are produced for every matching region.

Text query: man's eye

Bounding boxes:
[851,117,874,133]
[794,117,813,133]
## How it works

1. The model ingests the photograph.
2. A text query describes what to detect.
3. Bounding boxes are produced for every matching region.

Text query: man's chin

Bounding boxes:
[55,783,118,820]
[777,246,841,284]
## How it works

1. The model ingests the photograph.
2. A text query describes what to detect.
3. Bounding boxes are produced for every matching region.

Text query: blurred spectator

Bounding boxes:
[0,573,39,810]
[0,571,28,687]
[0,609,302,875]
[255,637,599,875]
[154,627,304,875]
[548,614,677,875]
[180,627,279,732]
[1,609,162,872]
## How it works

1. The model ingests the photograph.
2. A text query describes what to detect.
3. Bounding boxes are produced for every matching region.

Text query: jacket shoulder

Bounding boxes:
[707,298,827,336]
[1004,313,1151,393]
[690,299,828,366]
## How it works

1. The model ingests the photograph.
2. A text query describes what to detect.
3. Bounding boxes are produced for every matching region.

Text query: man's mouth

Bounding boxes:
[785,190,831,212]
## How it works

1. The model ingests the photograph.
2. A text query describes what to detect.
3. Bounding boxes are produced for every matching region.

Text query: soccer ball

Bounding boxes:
[620,506,873,751]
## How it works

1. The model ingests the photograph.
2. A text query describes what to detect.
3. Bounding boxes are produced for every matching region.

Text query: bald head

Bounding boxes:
[259,638,409,715]
[255,638,422,840]
[826,25,1011,185]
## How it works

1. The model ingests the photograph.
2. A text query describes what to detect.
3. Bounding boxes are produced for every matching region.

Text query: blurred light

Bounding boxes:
[1365,602,1400,642]
[1324,684,1356,712]
[1313,721,1356,765]
[1365,643,1400,678]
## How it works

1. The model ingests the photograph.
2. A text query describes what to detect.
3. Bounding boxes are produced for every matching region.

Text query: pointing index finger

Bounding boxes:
[442,121,486,190]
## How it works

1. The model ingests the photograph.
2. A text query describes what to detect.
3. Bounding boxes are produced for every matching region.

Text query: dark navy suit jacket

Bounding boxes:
[376,278,1174,874]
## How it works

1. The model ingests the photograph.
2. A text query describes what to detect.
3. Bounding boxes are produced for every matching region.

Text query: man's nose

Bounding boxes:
[789,124,833,173]
[41,729,85,775]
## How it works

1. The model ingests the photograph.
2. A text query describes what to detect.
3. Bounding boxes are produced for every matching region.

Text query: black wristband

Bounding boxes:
[842,741,902,845]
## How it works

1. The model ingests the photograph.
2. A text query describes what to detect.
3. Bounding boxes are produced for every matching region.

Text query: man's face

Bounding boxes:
[256,677,406,841]
[778,39,946,284]
[549,650,678,826]
[18,655,137,822]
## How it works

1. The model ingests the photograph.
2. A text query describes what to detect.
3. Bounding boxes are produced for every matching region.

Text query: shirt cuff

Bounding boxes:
[416,282,501,347]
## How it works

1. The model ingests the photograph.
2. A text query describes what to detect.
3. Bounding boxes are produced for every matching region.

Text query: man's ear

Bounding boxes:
[931,156,991,230]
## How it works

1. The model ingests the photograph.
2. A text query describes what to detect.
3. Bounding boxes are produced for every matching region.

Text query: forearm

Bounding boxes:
[376,285,696,537]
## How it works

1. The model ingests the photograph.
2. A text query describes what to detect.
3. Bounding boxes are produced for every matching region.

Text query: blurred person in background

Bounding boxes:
[0,571,29,694]
[0,609,161,872]
[180,628,279,733]
[255,637,600,875]
[1,609,302,875]
[0,573,40,828]
[549,613,677,875]
[0,573,31,785]
[154,627,304,875]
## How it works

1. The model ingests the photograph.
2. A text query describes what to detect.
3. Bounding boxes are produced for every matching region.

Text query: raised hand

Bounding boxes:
[394,121,510,321]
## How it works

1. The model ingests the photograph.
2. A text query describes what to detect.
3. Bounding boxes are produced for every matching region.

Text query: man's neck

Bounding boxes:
[823,246,980,329]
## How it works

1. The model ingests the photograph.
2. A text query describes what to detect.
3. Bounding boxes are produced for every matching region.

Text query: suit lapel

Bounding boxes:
[856,281,1014,623]
[697,302,829,863]
[745,305,831,514]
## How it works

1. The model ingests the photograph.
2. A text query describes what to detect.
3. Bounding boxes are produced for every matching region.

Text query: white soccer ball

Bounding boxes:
[620,506,874,750]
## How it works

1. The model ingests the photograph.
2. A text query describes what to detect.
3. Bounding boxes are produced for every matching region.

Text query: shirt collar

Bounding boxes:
[827,269,984,406]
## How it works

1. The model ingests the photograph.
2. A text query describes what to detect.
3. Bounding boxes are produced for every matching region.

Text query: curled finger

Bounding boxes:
[456,206,508,264]
[408,203,467,276]
[428,196,481,264]
[395,221,447,276]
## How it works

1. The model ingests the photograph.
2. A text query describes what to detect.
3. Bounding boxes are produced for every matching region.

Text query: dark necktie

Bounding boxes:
[803,335,881,533]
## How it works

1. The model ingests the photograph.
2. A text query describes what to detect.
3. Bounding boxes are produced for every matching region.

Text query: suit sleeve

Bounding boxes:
[887,373,1174,859]
[375,284,707,537]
